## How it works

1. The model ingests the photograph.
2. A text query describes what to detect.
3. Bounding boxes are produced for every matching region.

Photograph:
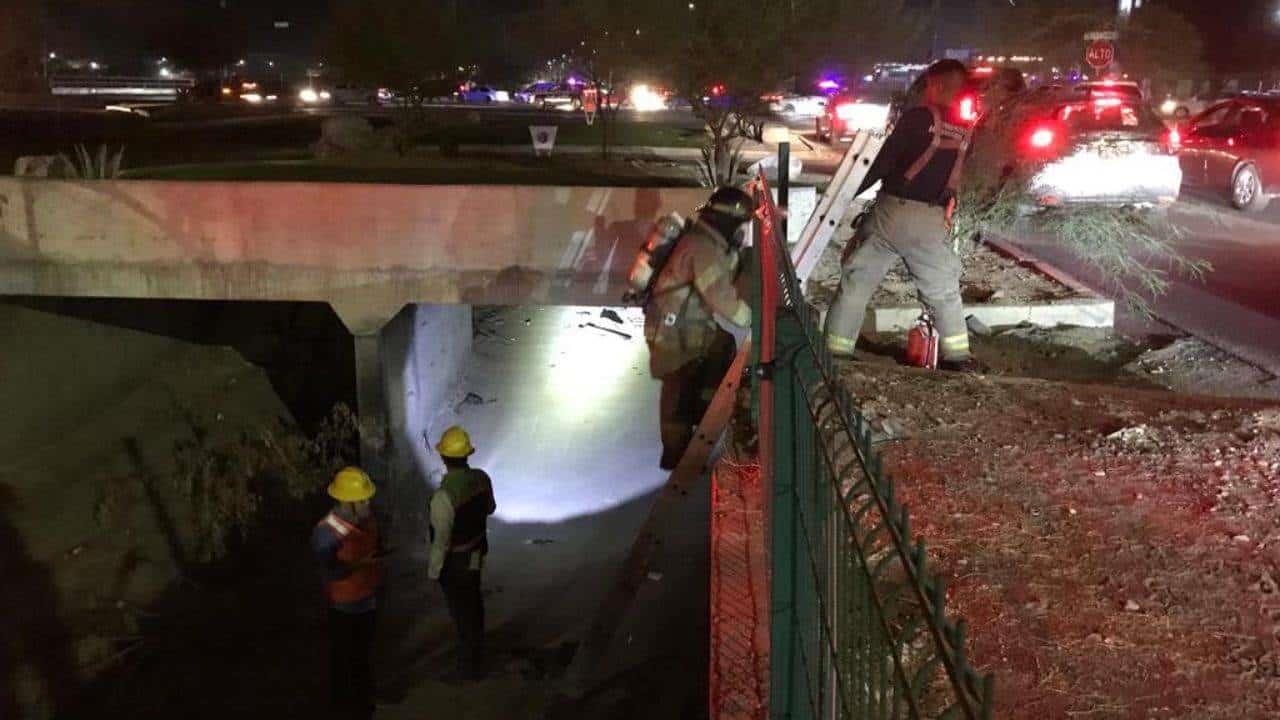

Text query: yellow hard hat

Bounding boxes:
[328,466,376,502]
[436,426,475,459]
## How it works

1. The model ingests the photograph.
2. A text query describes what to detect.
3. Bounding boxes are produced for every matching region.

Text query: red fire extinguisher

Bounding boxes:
[905,312,939,370]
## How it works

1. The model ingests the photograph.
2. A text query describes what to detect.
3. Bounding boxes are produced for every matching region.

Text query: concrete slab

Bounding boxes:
[862,298,1116,333]
[0,179,710,312]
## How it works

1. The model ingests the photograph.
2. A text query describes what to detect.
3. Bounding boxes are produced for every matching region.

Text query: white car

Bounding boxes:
[769,94,828,118]
[1006,88,1181,207]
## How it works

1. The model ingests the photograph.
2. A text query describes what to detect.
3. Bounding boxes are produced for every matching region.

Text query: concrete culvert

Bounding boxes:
[3,299,714,718]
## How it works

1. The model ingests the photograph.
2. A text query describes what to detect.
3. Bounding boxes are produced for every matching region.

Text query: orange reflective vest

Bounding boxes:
[320,512,381,605]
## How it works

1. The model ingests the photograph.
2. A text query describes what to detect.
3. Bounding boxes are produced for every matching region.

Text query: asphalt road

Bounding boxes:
[1002,192,1280,376]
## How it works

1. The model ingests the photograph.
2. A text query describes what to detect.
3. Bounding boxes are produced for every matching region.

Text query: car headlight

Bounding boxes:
[1160,99,1177,115]
[299,88,319,104]
[319,90,331,101]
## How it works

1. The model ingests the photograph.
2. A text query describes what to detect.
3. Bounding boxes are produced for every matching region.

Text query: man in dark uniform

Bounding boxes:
[824,59,982,372]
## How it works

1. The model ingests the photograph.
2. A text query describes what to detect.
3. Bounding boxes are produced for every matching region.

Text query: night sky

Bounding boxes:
[42,0,1280,72]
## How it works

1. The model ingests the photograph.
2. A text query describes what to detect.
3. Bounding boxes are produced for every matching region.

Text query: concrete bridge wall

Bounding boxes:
[0,179,711,523]
[0,179,709,332]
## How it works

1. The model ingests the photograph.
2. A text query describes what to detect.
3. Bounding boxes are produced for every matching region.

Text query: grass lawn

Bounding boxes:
[123,154,703,187]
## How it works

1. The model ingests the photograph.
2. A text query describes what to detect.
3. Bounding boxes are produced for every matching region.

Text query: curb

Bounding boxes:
[983,231,1280,380]
[864,298,1115,333]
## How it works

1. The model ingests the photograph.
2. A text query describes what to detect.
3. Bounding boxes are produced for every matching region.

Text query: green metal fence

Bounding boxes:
[750,177,995,720]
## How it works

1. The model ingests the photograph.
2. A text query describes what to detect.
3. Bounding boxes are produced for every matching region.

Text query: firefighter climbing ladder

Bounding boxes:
[788,131,885,283]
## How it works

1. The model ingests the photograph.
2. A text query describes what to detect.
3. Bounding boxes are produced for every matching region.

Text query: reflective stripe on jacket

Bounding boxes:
[317,512,381,606]
[429,467,497,579]
[644,219,751,378]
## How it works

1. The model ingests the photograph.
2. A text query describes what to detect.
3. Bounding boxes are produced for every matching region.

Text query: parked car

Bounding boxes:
[816,88,895,142]
[456,85,506,104]
[1178,95,1280,211]
[991,86,1181,208]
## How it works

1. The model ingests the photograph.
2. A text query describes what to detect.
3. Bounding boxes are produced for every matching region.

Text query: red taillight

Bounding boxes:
[1093,97,1122,109]
[1166,127,1181,150]
[959,95,978,123]
[1023,124,1063,158]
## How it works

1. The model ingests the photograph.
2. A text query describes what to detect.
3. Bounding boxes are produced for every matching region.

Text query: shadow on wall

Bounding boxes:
[3,297,355,431]
[0,483,81,717]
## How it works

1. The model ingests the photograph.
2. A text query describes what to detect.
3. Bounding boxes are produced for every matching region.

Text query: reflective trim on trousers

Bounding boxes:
[941,332,970,358]
[827,333,857,355]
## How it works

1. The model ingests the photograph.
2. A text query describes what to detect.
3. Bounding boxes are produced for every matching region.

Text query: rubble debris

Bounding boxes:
[966,315,993,337]
[583,322,632,340]
[454,392,494,412]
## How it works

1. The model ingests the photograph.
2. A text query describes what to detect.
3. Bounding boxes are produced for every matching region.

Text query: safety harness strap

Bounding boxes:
[901,105,972,193]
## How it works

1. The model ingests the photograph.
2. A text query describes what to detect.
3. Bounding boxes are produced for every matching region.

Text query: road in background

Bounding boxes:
[1001,193,1280,376]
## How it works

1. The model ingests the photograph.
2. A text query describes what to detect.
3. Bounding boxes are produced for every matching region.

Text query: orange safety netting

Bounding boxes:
[709,455,769,720]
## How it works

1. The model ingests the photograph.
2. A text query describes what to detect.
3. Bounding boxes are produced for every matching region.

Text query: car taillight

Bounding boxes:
[1030,128,1055,148]
[1023,124,1063,158]
[1165,127,1181,151]
[835,102,858,120]
[958,95,978,123]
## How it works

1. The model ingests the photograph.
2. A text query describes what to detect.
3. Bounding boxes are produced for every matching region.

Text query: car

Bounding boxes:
[516,81,581,110]
[816,88,895,142]
[1068,80,1143,101]
[768,93,828,118]
[329,83,380,106]
[514,81,557,104]
[992,87,1181,208]
[456,85,506,104]
[1177,95,1280,211]
[888,66,1025,129]
[1159,92,1215,121]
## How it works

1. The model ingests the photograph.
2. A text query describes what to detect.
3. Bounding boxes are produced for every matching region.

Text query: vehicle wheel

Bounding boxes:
[783,103,795,114]
[1231,164,1270,212]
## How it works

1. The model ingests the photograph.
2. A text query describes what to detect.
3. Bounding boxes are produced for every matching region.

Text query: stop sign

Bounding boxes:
[1086,40,1115,70]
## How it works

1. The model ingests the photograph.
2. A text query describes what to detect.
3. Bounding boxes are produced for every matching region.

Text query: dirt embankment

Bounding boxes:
[841,362,1280,719]
[0,301,357,718]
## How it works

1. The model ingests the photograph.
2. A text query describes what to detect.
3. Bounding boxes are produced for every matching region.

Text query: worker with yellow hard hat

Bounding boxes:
[312,466,382,718]
[428,426,496,683]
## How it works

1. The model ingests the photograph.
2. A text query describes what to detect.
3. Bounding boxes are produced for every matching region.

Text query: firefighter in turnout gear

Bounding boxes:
[429,426,496,683]
[313,467,382,720]
[644,186,754,470]
[824,59,983,373]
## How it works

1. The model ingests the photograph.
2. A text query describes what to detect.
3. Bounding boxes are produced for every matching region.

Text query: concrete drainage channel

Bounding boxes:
[1,297,713,718]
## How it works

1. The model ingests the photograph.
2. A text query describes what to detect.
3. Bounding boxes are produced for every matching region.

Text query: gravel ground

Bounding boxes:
[809,210,1280,717]
[840,364,1280,719]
